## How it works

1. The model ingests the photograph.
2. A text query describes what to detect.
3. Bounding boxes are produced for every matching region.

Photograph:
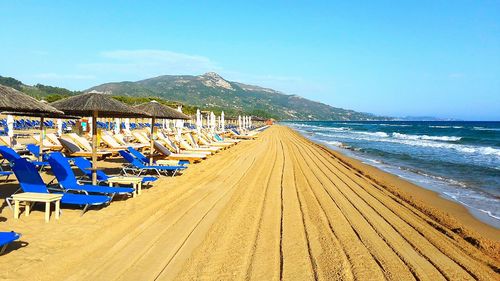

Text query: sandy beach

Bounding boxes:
[0,125,499,280]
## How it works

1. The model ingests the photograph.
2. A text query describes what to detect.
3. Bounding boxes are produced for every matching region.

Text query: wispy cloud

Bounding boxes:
[79,49,219,78]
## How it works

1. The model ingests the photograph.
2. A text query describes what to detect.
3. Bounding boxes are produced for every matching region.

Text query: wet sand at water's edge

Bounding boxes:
[0,125,498,280]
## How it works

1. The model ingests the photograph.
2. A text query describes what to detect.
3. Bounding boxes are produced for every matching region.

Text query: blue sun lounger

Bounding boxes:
[0,231,21,255]
[0,145,49,170]
[119,150,187,177]
[73,157,158,185]
[26,144,49,161]
[10,158,111,214]
[47,152,135,198]
[127,147,189,166]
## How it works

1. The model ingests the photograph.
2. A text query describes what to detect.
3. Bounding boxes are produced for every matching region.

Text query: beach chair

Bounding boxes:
[58,137,111,159]
[119,150,187,177]
[66,133,120,156]
[0,146,49,170]
[73,157,158,185]
[127,147,189,166]
[31,134,62,150]
[26,144,51,161]
[0,170,13,182]
[0,231,21,255]
[153,141,206,163]
[10,157,111,215]
[47,152,135,198]
[101,134,128,150]
[113,134,147,151]
[46,133,64,147]
[190,132,233,148]
[132,131,151,146]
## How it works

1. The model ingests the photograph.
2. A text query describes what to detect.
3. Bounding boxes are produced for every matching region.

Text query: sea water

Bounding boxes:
[285,121,500,228]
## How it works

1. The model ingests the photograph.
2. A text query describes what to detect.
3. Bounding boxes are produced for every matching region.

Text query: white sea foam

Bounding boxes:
[473,127,500,131]
[354,131,389,137]
[392,132,462,142]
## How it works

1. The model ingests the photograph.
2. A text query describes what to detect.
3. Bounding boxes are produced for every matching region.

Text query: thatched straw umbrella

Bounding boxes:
[134,101,189,165]
[0,85,65,160]
[51,91,148,184]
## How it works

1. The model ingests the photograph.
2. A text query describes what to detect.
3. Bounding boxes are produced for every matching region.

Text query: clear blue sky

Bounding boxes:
[1,1,499,120]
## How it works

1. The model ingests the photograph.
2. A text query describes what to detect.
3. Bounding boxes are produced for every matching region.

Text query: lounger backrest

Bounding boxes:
[73,157,109,181]
[59,137,82,153]
[46,134,62,145]
[127,147,149,164]
[113,134,126,145]
[187,134,199,148]
[26,144,40,158]
[47,152,79,187]
[68,133,92,151]
[10,158,49,193]
[0,136,11,147]
[161,134,178,150]
[132,131,149,145]
[119,150,145,168]
[154,141,172,156]
[102,135,120,148]
[0,146,21,162]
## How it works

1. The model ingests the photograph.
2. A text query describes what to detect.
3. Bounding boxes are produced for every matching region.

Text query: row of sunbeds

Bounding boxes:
[0,126,262,254]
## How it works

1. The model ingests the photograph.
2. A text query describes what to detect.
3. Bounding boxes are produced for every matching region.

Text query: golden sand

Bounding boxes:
[0,125,498,280]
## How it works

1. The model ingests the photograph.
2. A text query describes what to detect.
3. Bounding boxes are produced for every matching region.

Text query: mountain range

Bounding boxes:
[89,72,390,120]
[1,73,391,120]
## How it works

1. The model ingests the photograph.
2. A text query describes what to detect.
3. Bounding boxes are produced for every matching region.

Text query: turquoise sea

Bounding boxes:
[285,121,500,228]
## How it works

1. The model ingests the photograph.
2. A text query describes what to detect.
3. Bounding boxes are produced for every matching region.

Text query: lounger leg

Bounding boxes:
[6,197,13,210]
[81,204,89,216]
[55,200,60,220]
[14,200,19,219]
[45,202,50,222]
[0,244,7,255]
[25,202,30,217]
[138,182,142,195]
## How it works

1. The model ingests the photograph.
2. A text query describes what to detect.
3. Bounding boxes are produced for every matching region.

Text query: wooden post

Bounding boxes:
[39,117,44,161]
[150,116,155,165]
[92,111,98,185]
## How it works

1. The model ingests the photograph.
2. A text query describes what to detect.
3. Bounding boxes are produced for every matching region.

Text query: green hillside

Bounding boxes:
[89,72,391,120]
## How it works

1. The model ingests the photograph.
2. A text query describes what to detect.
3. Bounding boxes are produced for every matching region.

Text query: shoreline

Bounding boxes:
[294,129,500,240]
[0,125,498,280]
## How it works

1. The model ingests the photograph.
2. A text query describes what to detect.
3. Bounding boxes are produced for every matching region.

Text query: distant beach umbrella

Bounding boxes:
[134,100,189,164]
[51,91,148,184]
[221,111,225,132]
[196,109,202,133]
[124,118,130,131]
[57,119,63,136]
[175,106,185,140]
[249,116,252,128]
[210,112,215,132]
[114,118,120,135]
[6,115,14,138]
[238,115,242,131]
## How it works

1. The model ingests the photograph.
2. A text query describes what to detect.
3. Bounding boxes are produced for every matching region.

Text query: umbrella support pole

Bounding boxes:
[150,117,155,166]
[92,111,98,185]
[39,117,44,162]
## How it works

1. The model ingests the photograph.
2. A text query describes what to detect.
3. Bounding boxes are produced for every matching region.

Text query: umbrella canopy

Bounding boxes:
[51,91,149,184]
[133,100,189,120]
[0,85,67,161]
[0,85,64,115]
[134,101,189,165]
[221,111,225,132]
[50,91,146,118]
